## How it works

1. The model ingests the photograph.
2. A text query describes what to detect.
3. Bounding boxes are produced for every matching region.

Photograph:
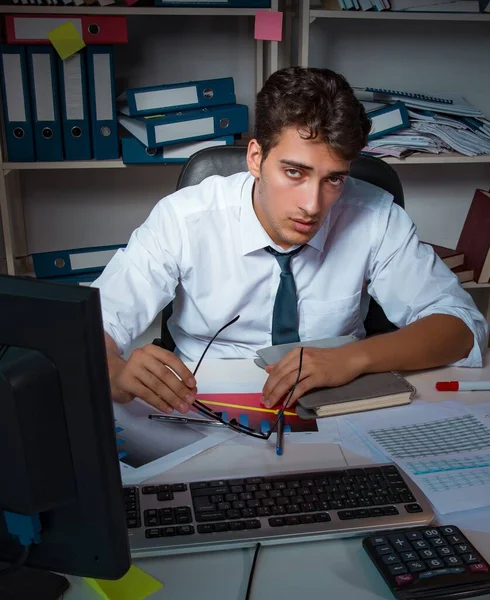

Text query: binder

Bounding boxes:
[0,45,36,162]
[26,45,63,161]
[31,244,125,277]
[367,102,410,140]
[40,271,102,286]
[118,77,236,117]
[5,15,128,45]
[57,51,91,160]
[86,46,119,160]
[121,135,234,164]
[118,104,249,148]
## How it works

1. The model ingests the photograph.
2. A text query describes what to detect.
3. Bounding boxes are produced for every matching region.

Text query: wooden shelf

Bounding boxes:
[0,5,269,15]
[382,153,490,165]
[462,282,490,289]
[310,8,490,21]
[3,159,126,170]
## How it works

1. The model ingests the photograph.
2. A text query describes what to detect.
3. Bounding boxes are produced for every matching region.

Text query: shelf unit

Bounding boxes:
[0,3,286,276]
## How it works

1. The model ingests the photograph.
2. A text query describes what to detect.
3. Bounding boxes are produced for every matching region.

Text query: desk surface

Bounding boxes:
[68,352,490,600]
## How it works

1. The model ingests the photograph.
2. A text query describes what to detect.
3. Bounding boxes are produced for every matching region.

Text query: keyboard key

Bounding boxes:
[213,523,229,533]
[210,480,227,488]
[211,495,224,504]
[382,506,399,516]
[176,515,191,524]
[241,509,256,519]
[245,520,261,530]
[440,526,457,535]
[193,486,228,497]
[405,504,423,513]
[157,491,174,502]
[300,514,316,525]
[226,494,239,503]
[338,511,355,520]
[429,538,446,547]
[142,486,157,495]
[227,510,241,520]
[413,540,429,550]
[177,526,195,535]
[285,516,300,526]
[218,502,232,511]
[257,507,272,517]
[162,527,176,537]
[245,484,258,493]
[190,481,209,490]
[447,534,466,544]
[196,511,225,522]
[420,549,436,559]
[145,516,159,527]
[247,478,263,484]
[286,504,300,514]
[171,483,187,492]
[158,484,170,493]
[229,479,245,486]
[126,518,140,528]
[145,528,162,538]
[193,497,215,512]
[197,524,213,534]
[229,521,245,531]
[159,508,174,517]
[269,517,285,527]
[314,513,331,522]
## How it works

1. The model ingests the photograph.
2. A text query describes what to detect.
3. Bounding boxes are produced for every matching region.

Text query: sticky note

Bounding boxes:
[254,11,283,42]
[48,21,86,61]
[85,565,162,600]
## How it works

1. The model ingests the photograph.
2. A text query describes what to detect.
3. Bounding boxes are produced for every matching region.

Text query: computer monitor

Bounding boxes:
[0,274,131,581]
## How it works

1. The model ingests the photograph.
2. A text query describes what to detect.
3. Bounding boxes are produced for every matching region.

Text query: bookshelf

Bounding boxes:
[0,3,283,276]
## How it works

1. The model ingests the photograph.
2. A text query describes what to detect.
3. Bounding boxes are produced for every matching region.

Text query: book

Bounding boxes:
[424,243,465,269]
[295,371,416,419]
[456,189,490,284]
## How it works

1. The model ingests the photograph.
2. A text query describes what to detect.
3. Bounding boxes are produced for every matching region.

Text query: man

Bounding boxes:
[95,67,488,416]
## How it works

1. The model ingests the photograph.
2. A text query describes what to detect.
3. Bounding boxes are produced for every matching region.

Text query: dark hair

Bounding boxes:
[254,67,371,161]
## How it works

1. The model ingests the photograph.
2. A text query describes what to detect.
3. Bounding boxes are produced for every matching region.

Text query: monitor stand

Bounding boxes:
[0,564,70,600]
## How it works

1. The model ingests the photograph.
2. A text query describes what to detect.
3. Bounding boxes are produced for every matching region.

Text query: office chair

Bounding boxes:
[156,146,405,352]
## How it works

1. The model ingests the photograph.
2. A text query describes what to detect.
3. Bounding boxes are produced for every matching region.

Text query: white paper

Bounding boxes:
[347,401,490,514]
[114,398,234,485]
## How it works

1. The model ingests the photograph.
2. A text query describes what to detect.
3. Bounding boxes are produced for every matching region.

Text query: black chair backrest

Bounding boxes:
[159,146,405,350]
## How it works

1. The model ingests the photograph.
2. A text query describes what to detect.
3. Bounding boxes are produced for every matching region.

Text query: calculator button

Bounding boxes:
[401,551,418,562]
[388,534,411,552]
[429,538,446,547]
[376,545,394,556]
[462,552,481,564]
[405,531,423,541]
[423,528,441,538]
[454,543,472,554]
[437,546,454,557]
[382,554,401,565]
[440,526,457,535]
[420,549,436,559]
[395,574,413,586]
[419,567,465,579]
[444,556,463,567]
[447,534,465,544]
[470,563,489,573]
[407,560,426,573]
[388,564,408,576]
[371,536,388,546]
[413,540,429,550]
[427,558,444,569]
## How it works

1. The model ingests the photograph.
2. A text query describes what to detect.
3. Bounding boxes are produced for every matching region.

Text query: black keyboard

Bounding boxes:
[124,464,435,557]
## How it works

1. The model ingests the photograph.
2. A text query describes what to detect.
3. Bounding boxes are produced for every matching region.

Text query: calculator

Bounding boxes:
[363,525,490,600]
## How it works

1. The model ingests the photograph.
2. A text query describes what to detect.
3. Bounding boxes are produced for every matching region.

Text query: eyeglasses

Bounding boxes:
[190,315,304,440]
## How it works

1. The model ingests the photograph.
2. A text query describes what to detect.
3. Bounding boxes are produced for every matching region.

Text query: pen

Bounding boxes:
[276,414,284,456]
[148,414,226,427]
[436,381,490,391]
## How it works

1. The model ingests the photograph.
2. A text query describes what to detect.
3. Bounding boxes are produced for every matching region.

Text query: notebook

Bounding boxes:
[295,371,416,420]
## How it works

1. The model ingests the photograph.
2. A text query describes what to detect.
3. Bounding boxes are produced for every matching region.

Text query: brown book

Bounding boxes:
[456,189,490,283]
[296,372,416,419]
[453,264,474,284]
[425,243,465,269]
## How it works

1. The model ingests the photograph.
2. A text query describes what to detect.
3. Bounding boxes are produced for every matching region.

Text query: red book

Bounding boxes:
[456,189,490,283]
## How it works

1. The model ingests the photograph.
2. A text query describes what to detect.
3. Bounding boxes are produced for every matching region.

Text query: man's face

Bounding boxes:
[247,127,351,249]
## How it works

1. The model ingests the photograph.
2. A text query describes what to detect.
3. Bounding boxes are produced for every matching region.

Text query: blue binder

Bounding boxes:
[119,77,236,117]
[57,51,92,161]
[86,46,119,160]
[118,104,248,149]
[26,46,63,162]
[0,45,35,162]
[40,271,103,286]
[367,102,410,140]
[32,244,125,278]
[122,135,234,164]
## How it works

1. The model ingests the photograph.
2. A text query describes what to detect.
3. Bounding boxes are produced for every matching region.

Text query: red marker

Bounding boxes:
[436,381,490,391]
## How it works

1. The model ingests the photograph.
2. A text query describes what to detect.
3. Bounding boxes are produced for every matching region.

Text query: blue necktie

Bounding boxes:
[266,245,304,345]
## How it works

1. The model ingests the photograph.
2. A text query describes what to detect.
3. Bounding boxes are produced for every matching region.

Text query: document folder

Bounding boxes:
[58,51,92,160]
[368,102,410,140]
[118,104,248,148]
[118,77,236,117]
[86,46,119,160]
[0,45,35,162]
[121,135,234,164]
[32,244,125,277]
[26,45,63,161]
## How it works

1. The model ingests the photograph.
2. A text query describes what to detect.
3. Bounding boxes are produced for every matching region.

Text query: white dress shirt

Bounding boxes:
[94,171,488,366]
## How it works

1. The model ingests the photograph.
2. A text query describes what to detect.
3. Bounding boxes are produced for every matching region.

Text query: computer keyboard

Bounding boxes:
[124,463,435,557]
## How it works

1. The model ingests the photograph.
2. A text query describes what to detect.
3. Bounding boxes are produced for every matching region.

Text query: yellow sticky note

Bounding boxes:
[48,21,86,61]
[85,565,163,600]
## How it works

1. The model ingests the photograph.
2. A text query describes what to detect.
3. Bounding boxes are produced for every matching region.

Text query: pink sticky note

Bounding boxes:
[124,0,139,6]
[254,11,283,42]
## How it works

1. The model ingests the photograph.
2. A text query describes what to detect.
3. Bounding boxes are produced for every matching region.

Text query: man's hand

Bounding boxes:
[105,334,197,414]
[262,344,366,408]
